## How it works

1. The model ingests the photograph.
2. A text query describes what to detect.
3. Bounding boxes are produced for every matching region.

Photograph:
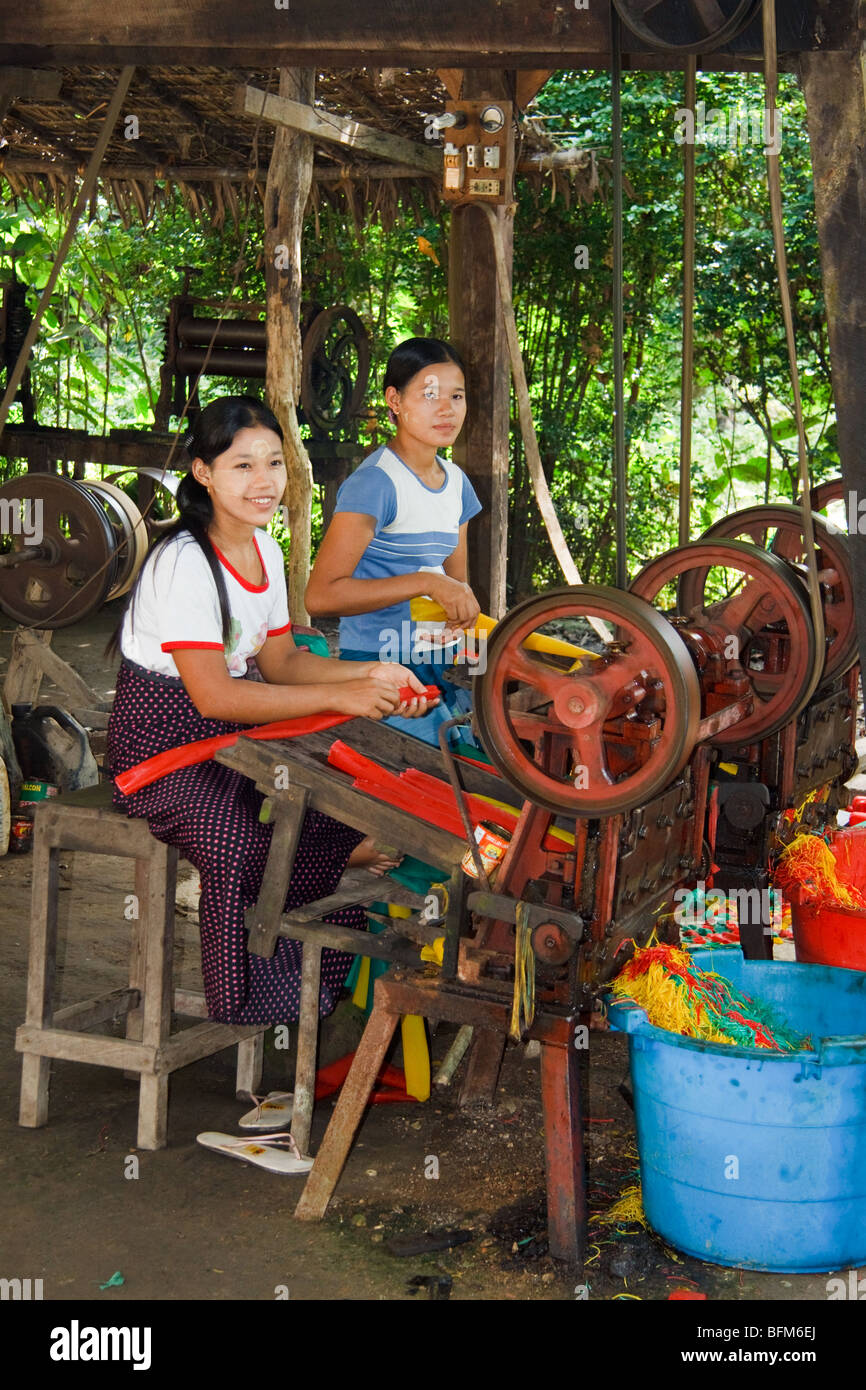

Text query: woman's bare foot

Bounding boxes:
[348,836,403,877]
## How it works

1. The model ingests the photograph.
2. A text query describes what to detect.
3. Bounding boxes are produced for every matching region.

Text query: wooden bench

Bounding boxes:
[15,781,265,1149]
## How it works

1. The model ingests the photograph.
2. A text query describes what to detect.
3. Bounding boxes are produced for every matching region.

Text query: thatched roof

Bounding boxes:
[0,66,600,229]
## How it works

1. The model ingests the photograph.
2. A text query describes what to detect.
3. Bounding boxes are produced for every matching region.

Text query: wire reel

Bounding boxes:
[0,473,150,628]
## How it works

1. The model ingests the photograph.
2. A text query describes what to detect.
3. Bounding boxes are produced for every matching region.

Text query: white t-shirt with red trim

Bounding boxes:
[120,530,291,678]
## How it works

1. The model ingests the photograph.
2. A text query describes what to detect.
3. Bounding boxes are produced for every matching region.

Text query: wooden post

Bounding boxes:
[448,72,513,620]
[264,68,315,623]
[800,43,866,674]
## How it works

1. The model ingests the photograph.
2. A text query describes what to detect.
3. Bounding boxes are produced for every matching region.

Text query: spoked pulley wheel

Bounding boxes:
[301,305,370,434]
[632,538,819,745]
[687,504,857,681]
[474,586,701,817]
[0,475,118,628]
[612,0,760,55]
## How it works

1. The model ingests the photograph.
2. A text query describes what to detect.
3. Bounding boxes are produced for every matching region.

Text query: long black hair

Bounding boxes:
[107,395,283,659]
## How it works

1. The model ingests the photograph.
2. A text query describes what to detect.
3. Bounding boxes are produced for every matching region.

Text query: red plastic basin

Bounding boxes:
[790,824,866,971]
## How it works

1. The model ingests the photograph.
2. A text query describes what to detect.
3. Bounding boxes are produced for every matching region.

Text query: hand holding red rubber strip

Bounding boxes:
[115,685,439,796]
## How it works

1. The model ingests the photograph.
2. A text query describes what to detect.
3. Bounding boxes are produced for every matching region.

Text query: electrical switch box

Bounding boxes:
[439,99,513,205]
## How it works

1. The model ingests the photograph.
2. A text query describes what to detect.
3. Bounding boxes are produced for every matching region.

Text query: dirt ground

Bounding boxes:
[0,605,858,1303]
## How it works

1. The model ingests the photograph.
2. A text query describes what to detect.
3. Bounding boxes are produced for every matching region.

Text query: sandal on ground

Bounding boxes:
[196,1131,313,1175]
[238,1091,295,1130]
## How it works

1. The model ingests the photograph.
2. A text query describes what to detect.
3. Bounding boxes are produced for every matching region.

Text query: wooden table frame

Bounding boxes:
[217,722,587,1265]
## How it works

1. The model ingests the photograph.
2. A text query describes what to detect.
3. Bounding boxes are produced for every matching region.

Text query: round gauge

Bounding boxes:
[479,104,505,133]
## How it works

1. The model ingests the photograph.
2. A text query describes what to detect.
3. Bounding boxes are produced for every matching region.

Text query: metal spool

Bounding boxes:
[687,504,857,681]
[632,538,820,744]
[474,585,701,817]
[83,478,149,598]
[0,475,119,628]
[104,467,179,540]
[612,0,761,55]
[301,305,370,434]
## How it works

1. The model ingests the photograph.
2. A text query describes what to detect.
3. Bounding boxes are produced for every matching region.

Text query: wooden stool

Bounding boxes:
[15,784,265,1149]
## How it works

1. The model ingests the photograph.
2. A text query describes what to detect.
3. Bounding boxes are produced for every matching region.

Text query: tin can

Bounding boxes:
[18,779,59,806]
[461,821,511,880]
[9,814,33,854]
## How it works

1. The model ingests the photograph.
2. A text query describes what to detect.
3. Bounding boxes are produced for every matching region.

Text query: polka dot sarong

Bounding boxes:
[107,658,366,1025]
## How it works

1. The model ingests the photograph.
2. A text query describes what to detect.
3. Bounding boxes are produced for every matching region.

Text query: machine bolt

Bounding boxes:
[656,814,673,828]
[637,826,648,839]
[679,856,694,870]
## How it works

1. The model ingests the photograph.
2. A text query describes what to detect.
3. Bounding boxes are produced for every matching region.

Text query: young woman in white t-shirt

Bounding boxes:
[107,395,431,1028]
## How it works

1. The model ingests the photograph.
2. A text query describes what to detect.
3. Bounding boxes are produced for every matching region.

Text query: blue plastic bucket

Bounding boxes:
[608,948,866,1272]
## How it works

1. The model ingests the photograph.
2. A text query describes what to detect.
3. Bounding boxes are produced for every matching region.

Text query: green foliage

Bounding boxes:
[0,68,835,596]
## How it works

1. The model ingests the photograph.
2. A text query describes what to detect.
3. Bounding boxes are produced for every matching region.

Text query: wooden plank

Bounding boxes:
[173,989,209,1019]
[12,630,100,708]
[4,628,51,706]
[459,1026,505,1104]
[139,840,177,1052]
[219,739,467,871]
[15,1026,153,1071]
[515,69,554,107]
[295,995,400,1221]
[137,1073,169,1150]
[0,66,62,100]
[286,877,425,922]
[54,987,138,1031]
[235,1033,265,1099]
[246,785,309,957]
[0,3,854,66]
[291,943,322,1157]
[241,84,440,175]
[300,718,510,805]
[436,69,464,101]
[23,836,59,1028]
[276,916,422,965]
[155,1020,262,1073]
[36,802,154,856]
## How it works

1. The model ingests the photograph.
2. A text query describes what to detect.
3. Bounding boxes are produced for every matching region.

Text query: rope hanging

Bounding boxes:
[761,0,825,651]
[480,202,613,643]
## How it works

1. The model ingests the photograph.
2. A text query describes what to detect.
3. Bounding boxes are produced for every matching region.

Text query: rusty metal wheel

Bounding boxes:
[0,474,117,628]
[689,504,856,681]
[474,586,701,817]
[301,305,370,434]
[633,538,819,744]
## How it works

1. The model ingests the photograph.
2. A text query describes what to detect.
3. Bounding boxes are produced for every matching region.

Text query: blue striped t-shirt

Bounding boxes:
[334,444,482,655]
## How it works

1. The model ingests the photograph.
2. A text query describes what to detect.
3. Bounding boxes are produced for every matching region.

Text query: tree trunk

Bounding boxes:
[800,44,866,675]
[264,67,315,623]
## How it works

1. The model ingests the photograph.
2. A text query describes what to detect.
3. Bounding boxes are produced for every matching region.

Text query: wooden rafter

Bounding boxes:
[237,84,439,174]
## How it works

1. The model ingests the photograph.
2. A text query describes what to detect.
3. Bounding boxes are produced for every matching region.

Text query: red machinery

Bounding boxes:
[461,505,858,1006]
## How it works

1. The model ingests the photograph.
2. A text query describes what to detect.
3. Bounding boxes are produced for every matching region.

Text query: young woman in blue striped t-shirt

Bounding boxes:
[305,338,483,743]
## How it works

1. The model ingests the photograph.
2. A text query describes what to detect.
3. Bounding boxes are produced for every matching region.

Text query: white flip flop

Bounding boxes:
[196,1131,313,1175]
[238,1091,295,1130]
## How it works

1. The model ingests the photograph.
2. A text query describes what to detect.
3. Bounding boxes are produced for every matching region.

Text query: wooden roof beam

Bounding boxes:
[1,1,856,67]
[236,84,440,174]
